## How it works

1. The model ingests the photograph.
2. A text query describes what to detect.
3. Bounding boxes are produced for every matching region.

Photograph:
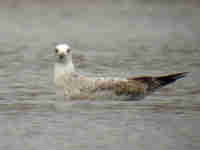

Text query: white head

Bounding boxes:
[54,44,75,82]
[55,44,72,64]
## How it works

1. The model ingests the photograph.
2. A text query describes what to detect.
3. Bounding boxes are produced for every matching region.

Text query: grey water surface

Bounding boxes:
[0,0,200,150]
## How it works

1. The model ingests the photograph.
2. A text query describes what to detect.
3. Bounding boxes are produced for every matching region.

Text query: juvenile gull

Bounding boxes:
[54,44,188,100]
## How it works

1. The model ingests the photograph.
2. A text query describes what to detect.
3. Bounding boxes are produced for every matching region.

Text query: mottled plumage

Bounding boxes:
[54,44,188,100]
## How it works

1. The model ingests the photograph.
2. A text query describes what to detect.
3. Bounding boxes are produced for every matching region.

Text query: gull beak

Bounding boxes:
[59,53,65,59]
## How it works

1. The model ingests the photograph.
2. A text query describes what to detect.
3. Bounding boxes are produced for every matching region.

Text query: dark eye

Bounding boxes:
[67,49,71,53]
[55,49,58,53]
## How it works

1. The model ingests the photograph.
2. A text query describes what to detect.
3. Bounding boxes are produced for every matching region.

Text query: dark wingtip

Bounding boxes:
[156,72,189,88]
[173,72,189,79]
[127,72,189,94]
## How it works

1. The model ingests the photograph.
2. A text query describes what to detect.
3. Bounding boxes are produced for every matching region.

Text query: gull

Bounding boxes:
[54,44,188,100]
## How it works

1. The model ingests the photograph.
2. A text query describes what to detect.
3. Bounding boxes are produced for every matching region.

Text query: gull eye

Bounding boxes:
[55,49,58,53]
[67,49,71,53]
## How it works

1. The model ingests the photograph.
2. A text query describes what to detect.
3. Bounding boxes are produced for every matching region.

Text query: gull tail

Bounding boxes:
[131,72,188,92]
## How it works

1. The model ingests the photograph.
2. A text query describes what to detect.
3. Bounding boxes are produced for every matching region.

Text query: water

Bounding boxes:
[0,0,200,149]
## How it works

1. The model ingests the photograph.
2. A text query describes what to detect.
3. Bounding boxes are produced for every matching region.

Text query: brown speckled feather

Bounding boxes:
[92,72,188,99]
[128,72,188,92]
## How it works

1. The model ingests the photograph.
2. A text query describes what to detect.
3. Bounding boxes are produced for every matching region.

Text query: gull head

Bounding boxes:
[54,43,75,83]
[55,44,72,63]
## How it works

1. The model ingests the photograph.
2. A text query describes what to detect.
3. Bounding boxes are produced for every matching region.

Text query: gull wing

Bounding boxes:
[93,72,188,97]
